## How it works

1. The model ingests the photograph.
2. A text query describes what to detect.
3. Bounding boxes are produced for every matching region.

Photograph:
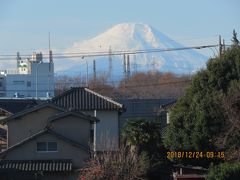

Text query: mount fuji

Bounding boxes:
[59,23,208,78]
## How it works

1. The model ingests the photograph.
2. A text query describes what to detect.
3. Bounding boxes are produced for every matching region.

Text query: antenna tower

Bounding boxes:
[108,46,112,77]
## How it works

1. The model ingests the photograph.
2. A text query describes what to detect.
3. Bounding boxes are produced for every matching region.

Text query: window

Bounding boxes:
[48,142,57,151]
[37,142,46,151]
[27,81,31,87]
[13,80,24,85]
[37,142,57,152]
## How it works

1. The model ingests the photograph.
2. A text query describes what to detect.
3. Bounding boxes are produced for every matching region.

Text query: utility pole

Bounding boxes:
[123,54,127,78]
[93,60,96,81]
[223,39,226,52]
[133,54,137,73]
[86,60,88,87]
[49,32,53,64]
[127,54,130,78]
[108,46,112,77]
[219,35,222,58]
[16,52,21,69]
[48,32,53,98]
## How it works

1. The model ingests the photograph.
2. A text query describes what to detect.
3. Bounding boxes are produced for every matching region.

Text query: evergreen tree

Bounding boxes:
[164,36,240,153]
[207,163,240,180]
[232,29,239,46]
[122,118,162,154]
[121,118,171,178]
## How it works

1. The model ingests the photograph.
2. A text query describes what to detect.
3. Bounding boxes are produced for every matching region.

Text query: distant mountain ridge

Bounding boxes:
[60,23,208,77]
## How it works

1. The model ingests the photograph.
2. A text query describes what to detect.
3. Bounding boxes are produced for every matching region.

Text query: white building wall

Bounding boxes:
[85,110,119,151]
[3,62,54,98]
[0,75,6,97]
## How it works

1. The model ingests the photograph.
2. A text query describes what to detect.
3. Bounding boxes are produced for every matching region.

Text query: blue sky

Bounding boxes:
[0,0,239,55]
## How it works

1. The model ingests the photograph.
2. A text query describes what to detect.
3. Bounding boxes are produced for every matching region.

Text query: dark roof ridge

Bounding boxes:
[160,100,177,110]
[84,88,123,108]
[1,102,66,124]
[47,110,99,124]
[117,98,177,101]
[0,129,46,156]
[0,128,90,156]
[0,108,12,116]
[50,87,85,102]
[46,128,90,152]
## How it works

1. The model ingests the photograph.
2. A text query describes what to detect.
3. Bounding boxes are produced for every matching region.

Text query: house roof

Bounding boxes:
[173,164,208,171]
[0,159,72,172]
[118,98,176,118]
[174,174,206,179]
[160,100,177,110]
[51,87,124,111]
[0,128,89,156]
[48,110,99,124]
[0,103,66,124]
[0,99,44,114]
[0,108,11,117]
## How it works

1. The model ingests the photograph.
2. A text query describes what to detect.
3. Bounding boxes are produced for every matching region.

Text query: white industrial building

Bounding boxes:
[0,52,54,99]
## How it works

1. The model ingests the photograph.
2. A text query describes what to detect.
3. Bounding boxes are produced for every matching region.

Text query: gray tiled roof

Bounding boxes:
[0,159,72,172]
[0,99,43,114]
[51,87,124,111]
[118,98,176,118]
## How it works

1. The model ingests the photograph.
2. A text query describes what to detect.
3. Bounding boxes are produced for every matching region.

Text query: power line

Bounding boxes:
[1,78,191,90]
[3,78,190,87]
[0,45,220,60]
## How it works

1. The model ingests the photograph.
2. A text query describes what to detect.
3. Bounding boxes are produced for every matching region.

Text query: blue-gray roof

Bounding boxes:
[0,99,43,114]
[118,98,176,118]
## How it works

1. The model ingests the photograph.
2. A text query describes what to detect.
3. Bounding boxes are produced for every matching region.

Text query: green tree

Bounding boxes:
[164,34,240,153]
[121,118,171,178]
[121,118,162,152]
[232,29,239,46]
[217,80,240,160]
[207,163,240,180]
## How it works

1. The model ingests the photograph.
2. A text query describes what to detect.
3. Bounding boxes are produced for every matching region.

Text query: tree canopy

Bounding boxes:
[121,118,171,178]
[121,118,162,154]
[207,162,240,180]
[232,30,239,46]
[164,34,240,153]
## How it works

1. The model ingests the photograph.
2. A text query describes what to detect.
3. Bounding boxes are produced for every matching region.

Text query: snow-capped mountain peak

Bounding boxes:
[62,23,208,76]
[69,23,172,52]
